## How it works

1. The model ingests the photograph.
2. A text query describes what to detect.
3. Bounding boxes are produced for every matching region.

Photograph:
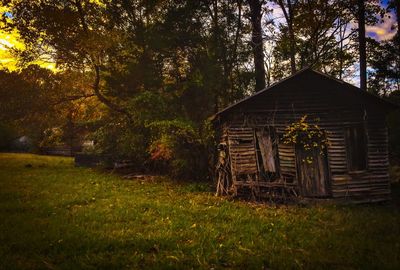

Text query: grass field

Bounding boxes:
[0,153,399,269]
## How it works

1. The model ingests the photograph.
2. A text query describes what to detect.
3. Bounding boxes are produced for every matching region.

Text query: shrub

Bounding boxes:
[0,123,15,151]
[91,119,150,168]
[147,119,209,180]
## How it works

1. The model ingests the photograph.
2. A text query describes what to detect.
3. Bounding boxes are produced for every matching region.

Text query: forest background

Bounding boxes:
[0,0,398,180]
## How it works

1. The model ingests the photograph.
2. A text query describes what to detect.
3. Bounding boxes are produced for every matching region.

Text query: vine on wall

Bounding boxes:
[282,115,329,164]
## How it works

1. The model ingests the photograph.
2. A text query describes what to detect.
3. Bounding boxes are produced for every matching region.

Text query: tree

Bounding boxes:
[271,0,358,80]
[247,0,266,90]
[1,0,130,117]
[0,65,101,148]
[367,0,400,94]
[358,0,367,91]
[275,0,297,74]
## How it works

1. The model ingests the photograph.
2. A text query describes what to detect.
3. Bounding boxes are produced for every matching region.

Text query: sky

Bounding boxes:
[0,6,56,71]
[0,6,18,70]
[366,14,397,41]
[366,0,397,40]
[268,0,397,41]
[265,0,398,86]
[0,1,398,72]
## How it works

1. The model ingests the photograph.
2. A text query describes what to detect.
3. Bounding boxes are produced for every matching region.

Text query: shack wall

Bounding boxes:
[217,72,391,202]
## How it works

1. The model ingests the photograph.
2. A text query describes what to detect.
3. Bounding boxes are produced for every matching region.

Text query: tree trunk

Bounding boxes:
[287,6,296,74]
[397,0,400,23]
[248,0,266,91]
[338,19,344,80]
[277,0,296,74]
[358,0,367,91]
[74,0,132,118]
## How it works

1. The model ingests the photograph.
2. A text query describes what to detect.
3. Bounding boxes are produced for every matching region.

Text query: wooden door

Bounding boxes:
[296,147,330,197]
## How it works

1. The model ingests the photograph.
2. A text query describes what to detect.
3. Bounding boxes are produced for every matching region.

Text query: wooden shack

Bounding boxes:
[212,68,398,203]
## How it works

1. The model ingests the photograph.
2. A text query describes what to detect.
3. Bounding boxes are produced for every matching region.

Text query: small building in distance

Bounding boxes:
[212,68,398,203]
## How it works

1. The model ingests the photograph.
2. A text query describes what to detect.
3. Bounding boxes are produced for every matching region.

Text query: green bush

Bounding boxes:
[90,91,216,180]
[91,119,150,168]
[0,123,16,151]
[147,119,210,180]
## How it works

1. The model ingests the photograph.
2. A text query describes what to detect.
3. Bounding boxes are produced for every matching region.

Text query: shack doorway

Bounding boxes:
[296,147,330,197]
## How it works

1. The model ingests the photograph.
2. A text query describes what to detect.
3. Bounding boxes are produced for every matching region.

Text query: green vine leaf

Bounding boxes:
[283,115,329,163]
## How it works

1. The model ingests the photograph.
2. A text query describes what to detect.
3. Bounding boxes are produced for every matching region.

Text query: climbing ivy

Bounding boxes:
[282,115,329,163]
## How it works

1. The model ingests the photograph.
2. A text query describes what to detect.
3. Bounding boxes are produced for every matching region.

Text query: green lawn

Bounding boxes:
[0,153,399,269]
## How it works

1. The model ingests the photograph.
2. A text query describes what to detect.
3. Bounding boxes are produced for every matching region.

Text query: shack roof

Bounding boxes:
[211,68,399,121]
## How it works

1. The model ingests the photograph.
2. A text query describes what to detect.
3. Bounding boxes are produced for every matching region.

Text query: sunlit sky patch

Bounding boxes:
[0,29,23,70]
[0,6,56,71]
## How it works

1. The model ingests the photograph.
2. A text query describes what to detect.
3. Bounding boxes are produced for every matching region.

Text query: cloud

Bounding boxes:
[366,12,397,41]
[267,2,285,25]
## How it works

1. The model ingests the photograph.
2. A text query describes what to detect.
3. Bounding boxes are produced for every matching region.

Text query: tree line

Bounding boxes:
[0,0,399,178]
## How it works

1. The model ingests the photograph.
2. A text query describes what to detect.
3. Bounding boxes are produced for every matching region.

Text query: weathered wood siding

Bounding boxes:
[217,71,392,202]
[227,127,258,176]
